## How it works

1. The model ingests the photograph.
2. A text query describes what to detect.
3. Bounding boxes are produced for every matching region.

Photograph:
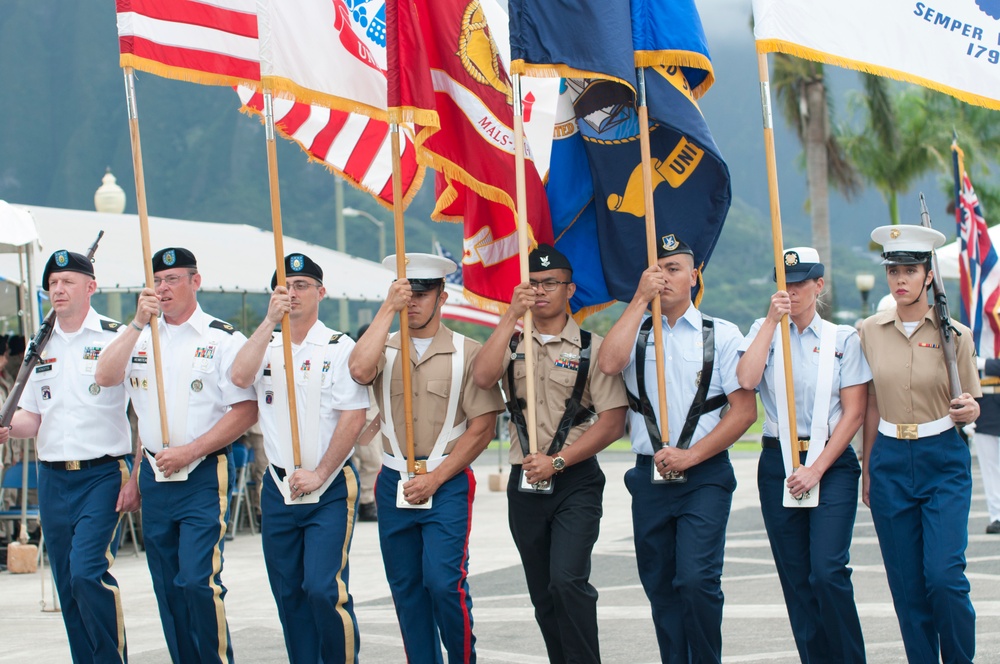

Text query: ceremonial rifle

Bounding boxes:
[0,230,105,426]
[919,194,962,400]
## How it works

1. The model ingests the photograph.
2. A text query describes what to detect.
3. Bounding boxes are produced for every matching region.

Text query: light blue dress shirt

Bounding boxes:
[738,313,872,439]
[623,304,744,455]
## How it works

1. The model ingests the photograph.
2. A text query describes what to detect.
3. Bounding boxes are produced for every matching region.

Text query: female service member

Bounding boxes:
[736,247,869,663]
[861,225,980,664]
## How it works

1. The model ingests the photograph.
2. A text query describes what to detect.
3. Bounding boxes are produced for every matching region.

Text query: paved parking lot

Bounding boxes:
[2,449,999,662]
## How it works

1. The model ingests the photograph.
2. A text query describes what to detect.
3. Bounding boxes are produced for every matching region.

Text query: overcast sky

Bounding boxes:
[697,0,755,42]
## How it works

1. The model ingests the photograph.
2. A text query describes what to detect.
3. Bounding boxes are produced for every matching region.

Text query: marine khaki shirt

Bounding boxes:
[374,325,504,457]
[501,318,627,464]
[859,307,981,424]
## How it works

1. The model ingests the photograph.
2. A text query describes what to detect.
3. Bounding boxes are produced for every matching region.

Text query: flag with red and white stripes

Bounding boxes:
[237,87,421,207]
[954,139,1000,358]
[116,0,260,86]
[116,0,422,208]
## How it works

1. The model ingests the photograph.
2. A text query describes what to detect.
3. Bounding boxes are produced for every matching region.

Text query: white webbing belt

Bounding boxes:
[878,414,954,439]
[381,334,467,479]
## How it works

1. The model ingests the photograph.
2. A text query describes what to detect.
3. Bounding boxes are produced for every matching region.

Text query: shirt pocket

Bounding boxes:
[426,378,452,434]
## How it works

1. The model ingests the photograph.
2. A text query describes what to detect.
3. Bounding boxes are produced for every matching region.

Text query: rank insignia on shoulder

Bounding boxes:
[100,319,122,332]
[210,319,236,335]
[329,333,343,344]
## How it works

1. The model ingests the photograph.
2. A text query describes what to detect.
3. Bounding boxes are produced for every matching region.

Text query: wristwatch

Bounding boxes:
[551,456,566,473]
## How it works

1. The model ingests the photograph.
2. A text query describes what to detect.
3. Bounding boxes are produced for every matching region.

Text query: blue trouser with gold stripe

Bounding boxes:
[870,429,975,664]
[261,462,361,664]
[39,459,129,664]
[626,451,734,664]
[140,452,234,664]
[758,445,866,664]
[376,466,476,664]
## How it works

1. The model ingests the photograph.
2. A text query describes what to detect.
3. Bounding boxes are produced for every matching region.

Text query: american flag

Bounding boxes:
[237,87,421,207]
[433,241,464,285]
[117,0,420,208]
[954,139,1000,357]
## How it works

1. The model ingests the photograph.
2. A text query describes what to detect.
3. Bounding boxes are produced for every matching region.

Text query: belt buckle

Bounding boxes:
[797,439,810,452]
[65,460,81,471]
[897,423,919,440]
[414,460,427,475]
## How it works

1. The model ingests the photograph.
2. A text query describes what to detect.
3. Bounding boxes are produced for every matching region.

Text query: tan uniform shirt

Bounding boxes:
[501,318,627,464]
[374,325,504,457]
[859,307,981,424]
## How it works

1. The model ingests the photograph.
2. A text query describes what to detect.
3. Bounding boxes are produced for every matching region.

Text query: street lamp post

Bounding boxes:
[94,168,127,321]
[343,207,387,260]
[856,273,875,318]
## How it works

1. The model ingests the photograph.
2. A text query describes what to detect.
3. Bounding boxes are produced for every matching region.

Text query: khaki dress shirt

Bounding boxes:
[374,325,504,457]
[501,318,627,464]
[859,307,981,424]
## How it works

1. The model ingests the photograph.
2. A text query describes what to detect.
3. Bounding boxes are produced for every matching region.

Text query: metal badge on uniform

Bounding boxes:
[519,469,554,494]
[41,386,52,400]
[265,390,273,404]
[191,379,204,393]
[89,383,101,396]
[662,234,679,252]
[130,377,149,390]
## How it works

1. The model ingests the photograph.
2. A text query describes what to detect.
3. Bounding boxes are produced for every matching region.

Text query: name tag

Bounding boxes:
[132,356,147,364]
[35,364,53,374]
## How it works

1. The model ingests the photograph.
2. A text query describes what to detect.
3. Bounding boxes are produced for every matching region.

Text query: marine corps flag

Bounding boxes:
[510,0,731,308]
[387,0,554,310]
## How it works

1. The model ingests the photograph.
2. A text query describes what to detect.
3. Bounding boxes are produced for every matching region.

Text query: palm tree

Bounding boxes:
[771,55,860,318]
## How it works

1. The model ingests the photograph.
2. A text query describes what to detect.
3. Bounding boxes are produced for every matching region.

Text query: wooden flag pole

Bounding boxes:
[123,67,171,450]
[512,74,539,457]
[635,68,670,451]
[262,91,304,469]
[756,53,800,470]
[390,122,418,479]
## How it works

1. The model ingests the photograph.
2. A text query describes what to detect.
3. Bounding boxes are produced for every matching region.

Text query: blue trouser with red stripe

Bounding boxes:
[261,462,361,664]
[869,429,975,664]
[39,459,129,663]
[376,466,476,664]
[140,452,234,664]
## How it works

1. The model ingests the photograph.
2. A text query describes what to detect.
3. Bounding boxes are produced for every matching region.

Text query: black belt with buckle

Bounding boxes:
[41,454,127,472]
[761,435,811,451]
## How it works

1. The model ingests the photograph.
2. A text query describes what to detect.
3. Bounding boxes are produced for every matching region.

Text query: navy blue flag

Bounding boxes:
[511,0,731,311]
[433,240,464,286]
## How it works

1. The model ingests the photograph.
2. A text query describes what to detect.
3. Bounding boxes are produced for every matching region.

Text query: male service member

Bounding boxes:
[96,248,256,664]
[599,236,756,663]
[349,254,504,663]
[1,250,132,662]
[471,244,627,663]
[231,254,368,663]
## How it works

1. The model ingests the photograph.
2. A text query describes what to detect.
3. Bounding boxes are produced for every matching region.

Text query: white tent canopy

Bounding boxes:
[0,203,454,302]
[934,228,1000,281]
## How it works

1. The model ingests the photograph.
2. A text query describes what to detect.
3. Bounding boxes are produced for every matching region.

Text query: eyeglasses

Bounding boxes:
[285,281,320,292]
[529,280,571,292]
[153,275,191,287]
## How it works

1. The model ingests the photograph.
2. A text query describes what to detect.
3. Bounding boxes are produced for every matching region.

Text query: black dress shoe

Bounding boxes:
[358,501,378,522]
[987,520,1000,534]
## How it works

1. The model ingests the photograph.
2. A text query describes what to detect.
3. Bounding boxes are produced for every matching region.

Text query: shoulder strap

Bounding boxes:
[100,319,123,332]
[504,332,531,457]
[209,319,236,335]
[676,315,727,450]
[549,330,595,454]
[624,316,662,445]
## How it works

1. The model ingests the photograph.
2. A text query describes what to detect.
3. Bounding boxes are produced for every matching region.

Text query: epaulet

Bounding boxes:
[210,319,236,335]
[329,333,344,344]
[101,319,123,332]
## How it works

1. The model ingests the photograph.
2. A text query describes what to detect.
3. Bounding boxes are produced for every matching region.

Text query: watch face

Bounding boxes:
[553,456,566,471]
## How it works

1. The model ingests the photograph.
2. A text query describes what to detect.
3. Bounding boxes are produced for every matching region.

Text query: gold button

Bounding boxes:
[904,385,909,390]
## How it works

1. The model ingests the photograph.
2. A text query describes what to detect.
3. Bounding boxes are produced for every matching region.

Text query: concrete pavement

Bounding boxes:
[2,449,999,662]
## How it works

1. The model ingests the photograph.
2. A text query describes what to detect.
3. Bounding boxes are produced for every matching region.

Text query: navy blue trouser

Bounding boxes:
[261,463,361,664]
[869,429,975,664]
[140,452,234,664]
[376,466,476,664]
[758,445,865,664]
[625,452,735,664]
[39,459,128,664]
[507,457,604,664]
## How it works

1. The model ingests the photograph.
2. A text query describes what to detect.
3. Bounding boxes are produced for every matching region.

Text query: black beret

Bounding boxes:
[152,247,197,273]
[657,234,694,259]
[271,253,323,290]
[42,250,95,290]
[528,244,573,273]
